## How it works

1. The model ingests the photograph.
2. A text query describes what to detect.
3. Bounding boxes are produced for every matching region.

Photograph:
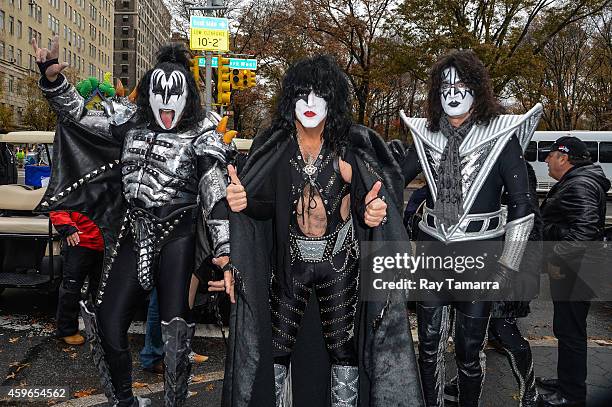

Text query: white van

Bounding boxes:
[526,131,612,194]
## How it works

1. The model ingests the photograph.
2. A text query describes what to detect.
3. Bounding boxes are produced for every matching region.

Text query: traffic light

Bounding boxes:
[230,69,242,90]
[190,57,201,87]
[217,56,231,105]
[246,70,256,88]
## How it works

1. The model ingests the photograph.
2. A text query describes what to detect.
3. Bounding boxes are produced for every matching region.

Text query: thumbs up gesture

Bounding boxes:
[364,181,387,227]
[226,164,247,212]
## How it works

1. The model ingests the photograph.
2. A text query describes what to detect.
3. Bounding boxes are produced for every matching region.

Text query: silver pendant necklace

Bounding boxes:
[297,133,323,179]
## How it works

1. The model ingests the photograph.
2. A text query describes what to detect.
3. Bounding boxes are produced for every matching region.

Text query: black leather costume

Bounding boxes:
[400,105,542,407]
[272,140,360,389]
[35,73,233,407]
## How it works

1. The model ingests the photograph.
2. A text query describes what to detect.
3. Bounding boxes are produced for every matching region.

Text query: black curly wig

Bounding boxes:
[135,43,203,131]
[270,55,353,154]
[426,50,504,132]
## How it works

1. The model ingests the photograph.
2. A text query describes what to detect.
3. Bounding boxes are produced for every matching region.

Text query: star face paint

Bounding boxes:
[295,90,328,128]
[440,66,474,117]
[149,68,188,130]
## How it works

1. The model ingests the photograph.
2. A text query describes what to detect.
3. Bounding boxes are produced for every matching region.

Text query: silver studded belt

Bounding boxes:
[127,205,196,290]
[289,218,358,268]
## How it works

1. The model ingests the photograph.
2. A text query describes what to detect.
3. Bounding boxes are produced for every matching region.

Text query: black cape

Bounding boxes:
[222,125,424,407]
[34,118,215,302]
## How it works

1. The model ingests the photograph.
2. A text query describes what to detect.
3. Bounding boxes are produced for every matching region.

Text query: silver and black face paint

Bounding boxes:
[440,66,474,117]
[149,68,188,130]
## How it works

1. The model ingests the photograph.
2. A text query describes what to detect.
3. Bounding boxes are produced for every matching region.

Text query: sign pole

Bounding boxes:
[205,52,212,113]
[204,0,213,113]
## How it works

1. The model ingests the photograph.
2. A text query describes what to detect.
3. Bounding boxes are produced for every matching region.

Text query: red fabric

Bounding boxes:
[50,211,104,251]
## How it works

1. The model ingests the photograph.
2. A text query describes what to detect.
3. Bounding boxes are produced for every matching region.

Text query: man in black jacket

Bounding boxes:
[537,136,610,407]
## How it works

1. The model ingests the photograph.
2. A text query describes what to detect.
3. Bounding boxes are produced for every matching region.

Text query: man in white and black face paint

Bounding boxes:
[400,50,543,407]
[440,66,474,118]
[33,38,236,407]
[149,68,188,130]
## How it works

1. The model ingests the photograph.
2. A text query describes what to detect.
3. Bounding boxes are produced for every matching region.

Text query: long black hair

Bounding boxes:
[135,43,203,131]
[270,55,353,154]
[426,50,504,132]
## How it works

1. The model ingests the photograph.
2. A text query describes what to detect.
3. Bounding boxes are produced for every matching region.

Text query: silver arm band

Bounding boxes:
[39,74,136,132]
[198,162,227,218]
[206,219,230,257]
[39,75,86,121]
[498,213,534,271]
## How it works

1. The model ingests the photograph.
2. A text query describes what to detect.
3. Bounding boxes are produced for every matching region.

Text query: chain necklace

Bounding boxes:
[297,132,324,178]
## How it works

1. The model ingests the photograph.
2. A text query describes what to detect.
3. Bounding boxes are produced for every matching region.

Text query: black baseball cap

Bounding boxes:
[540,136,591,160]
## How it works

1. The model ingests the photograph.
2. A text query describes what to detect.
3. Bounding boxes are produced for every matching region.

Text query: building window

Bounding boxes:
[122,15,128,23]
[122,52,128,61]
[0,11,4,31]
[9,16,14,35]
[8,45,14,62]
[0,42,5,59]
[122,0,130,9]
[121,77,129,88]
[8,76,14,93]
[122,26,129,36]
[121,64,128,74]
[122,39,128,48]
[17,20,22,38]
[16,49,21,66]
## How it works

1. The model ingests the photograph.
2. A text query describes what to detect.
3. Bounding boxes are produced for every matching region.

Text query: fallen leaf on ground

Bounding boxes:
[74,388,96,398]
[132,382,147,389]
[8,337,18,343]
[191,374,207,384]
[5,372,16,379]
[206,383,215,392]
[593,339,612,346]
[69,352,78,359]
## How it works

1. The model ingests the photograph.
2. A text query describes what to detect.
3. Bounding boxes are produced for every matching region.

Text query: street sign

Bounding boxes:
[198,57,258,70]
[190,16,229,30]
[189,16,229,52]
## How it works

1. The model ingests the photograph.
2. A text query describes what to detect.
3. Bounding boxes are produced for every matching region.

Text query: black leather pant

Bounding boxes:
[417,301,490,407]
[271,248,359,367]
[97,234,193,406]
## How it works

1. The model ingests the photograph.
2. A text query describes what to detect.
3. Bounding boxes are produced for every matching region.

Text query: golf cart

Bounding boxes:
[0,131,62,296]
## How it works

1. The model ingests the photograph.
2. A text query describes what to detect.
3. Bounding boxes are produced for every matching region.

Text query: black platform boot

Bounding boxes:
[454,310,490,407]
[80,301,150,407]
[416,304,452,406]
[489,319,538,407]
[161,317,196,406]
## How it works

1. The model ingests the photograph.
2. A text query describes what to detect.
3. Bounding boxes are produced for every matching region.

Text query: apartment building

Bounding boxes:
[113,0,170,91]
[0,0,114,126]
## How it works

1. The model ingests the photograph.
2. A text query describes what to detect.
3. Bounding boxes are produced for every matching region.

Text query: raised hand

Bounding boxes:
[364,181,387,227]
[226,164,247,212]
[31,35,69,82]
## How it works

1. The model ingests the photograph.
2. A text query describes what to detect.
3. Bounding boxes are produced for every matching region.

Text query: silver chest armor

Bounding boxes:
[400,104,543,271]
[121,130,199,208]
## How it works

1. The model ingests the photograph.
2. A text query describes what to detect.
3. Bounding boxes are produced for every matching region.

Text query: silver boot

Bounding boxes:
[161,317,196,406]
[274,363,291,407]
[331,365,358,407]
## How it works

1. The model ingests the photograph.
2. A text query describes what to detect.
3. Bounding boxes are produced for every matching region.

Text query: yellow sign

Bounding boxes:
[190,28,229,52]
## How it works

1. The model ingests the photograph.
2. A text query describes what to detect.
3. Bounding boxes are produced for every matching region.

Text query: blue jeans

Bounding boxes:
[139,288,163,368]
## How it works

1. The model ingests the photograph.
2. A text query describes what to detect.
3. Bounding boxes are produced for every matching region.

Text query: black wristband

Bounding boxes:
[37,58,59,77]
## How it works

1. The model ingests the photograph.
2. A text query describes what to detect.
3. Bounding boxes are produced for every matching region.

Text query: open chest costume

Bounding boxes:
[222,56,424,407]
[34,45,234,406]
[399,53,542,407]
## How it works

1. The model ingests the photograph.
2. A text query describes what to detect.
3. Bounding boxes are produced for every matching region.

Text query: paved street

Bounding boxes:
[0,283,610,406]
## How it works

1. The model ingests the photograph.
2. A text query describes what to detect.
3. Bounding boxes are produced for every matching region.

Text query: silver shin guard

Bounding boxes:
[161,317,196,406]
[79,300,119,406]
[331,365,359,407]
[274,363,290,407]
